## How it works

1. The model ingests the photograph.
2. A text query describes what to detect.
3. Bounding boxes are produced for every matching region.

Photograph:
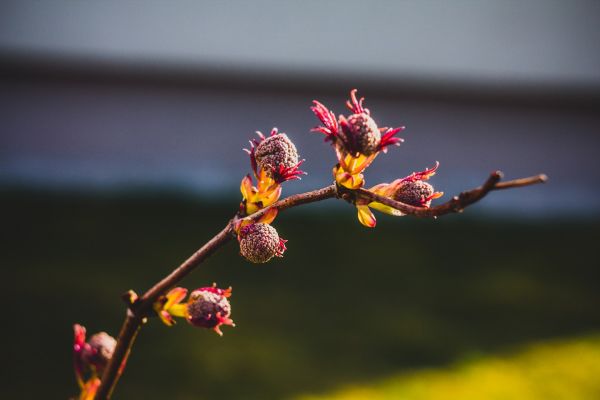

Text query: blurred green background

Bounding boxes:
[3,187,599,399]
[2,1,600,399]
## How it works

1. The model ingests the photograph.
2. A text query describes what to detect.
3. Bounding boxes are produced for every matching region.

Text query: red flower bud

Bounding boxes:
[255,133,299,173]
[73,324,116,387]
[339,113,381,156]
[394,180,435,207]
[244,128,305,183]
[186,286,234,336]
[239,222,286,263]
[312,89,403,158]
[81,332,117,375]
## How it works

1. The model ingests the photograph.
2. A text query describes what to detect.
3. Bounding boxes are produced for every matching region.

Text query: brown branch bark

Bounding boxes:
[242,184,337,223]
[96,186,337,398]
[96,222,235,399]
[352,172,547,218]
[95,311,142,399]
[94,172,545,398]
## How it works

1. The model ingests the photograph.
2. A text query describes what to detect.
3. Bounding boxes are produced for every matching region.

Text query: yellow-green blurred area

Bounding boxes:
[2,188,599,399]
[298,335,600,400]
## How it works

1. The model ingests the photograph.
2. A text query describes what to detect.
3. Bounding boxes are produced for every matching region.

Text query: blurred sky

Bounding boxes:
[1,0,599,215]
[2,0,600,86]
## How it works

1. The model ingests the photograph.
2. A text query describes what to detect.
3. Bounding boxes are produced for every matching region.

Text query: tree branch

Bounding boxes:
[96,222,235,399]
[95,311,142,399]
[96,186,337,398]
[352,172,548,217]
[241,184,337,223]
[94,172,545,398]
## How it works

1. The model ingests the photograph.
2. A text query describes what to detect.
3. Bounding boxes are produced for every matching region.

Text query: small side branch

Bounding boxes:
[139,221,236,308]
[241,184,337,223]
[493,174,548,190]
[96,222,235,399]
[354,172,547,217]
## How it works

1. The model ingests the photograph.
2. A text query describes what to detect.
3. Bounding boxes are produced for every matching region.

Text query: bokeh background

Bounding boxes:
[2,1,600,399]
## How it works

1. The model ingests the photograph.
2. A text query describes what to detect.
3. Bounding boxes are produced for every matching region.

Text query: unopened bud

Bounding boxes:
[81,332,116,375]
[255,133,299,177]
[394,180,435,207]
[341,113,381,156]
[186,286,234,335]
[239,223,283,263]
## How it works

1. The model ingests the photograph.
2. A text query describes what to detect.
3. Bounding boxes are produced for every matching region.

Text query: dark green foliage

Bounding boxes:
[2,188,599,399]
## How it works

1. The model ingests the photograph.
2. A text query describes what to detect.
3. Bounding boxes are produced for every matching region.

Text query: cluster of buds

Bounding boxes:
[312,89,442,227]
[73,324,117,399]
[65,86,551,400]
[237,128,304,263]
[153,284,235,336]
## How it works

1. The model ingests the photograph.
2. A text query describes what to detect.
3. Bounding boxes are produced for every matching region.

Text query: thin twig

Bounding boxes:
[95,311,142,399]
[139,221,236,308]
[95,172,546,398]
[96,222,235,399]
[96,186,337,398]
[241,184,337,224]
[354,172,547,217]
[493,173,548,190]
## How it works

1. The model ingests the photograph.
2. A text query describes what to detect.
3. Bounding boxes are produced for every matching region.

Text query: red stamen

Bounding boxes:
[273,160,306,184]
[311,100,339,141]
[401,162,440,183]
[277,238,288,257]
[346,89,367,114]
[378,126,405,153]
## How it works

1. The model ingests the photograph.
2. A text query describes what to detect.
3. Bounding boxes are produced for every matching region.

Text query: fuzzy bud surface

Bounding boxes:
[239,223,282,263]
[342,113,381,155]
[186,288,232,332]
[394,180,435,207]
[255,133,299,177]
[81,332,116,374]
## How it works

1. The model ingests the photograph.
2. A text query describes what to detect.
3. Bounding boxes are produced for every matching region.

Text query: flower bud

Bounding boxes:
[341,113,381,156]
[394,180,435,207]
[239,223,285,263]
[255,133,299,177]
[81,331,116,375]
[186,286,234,336]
